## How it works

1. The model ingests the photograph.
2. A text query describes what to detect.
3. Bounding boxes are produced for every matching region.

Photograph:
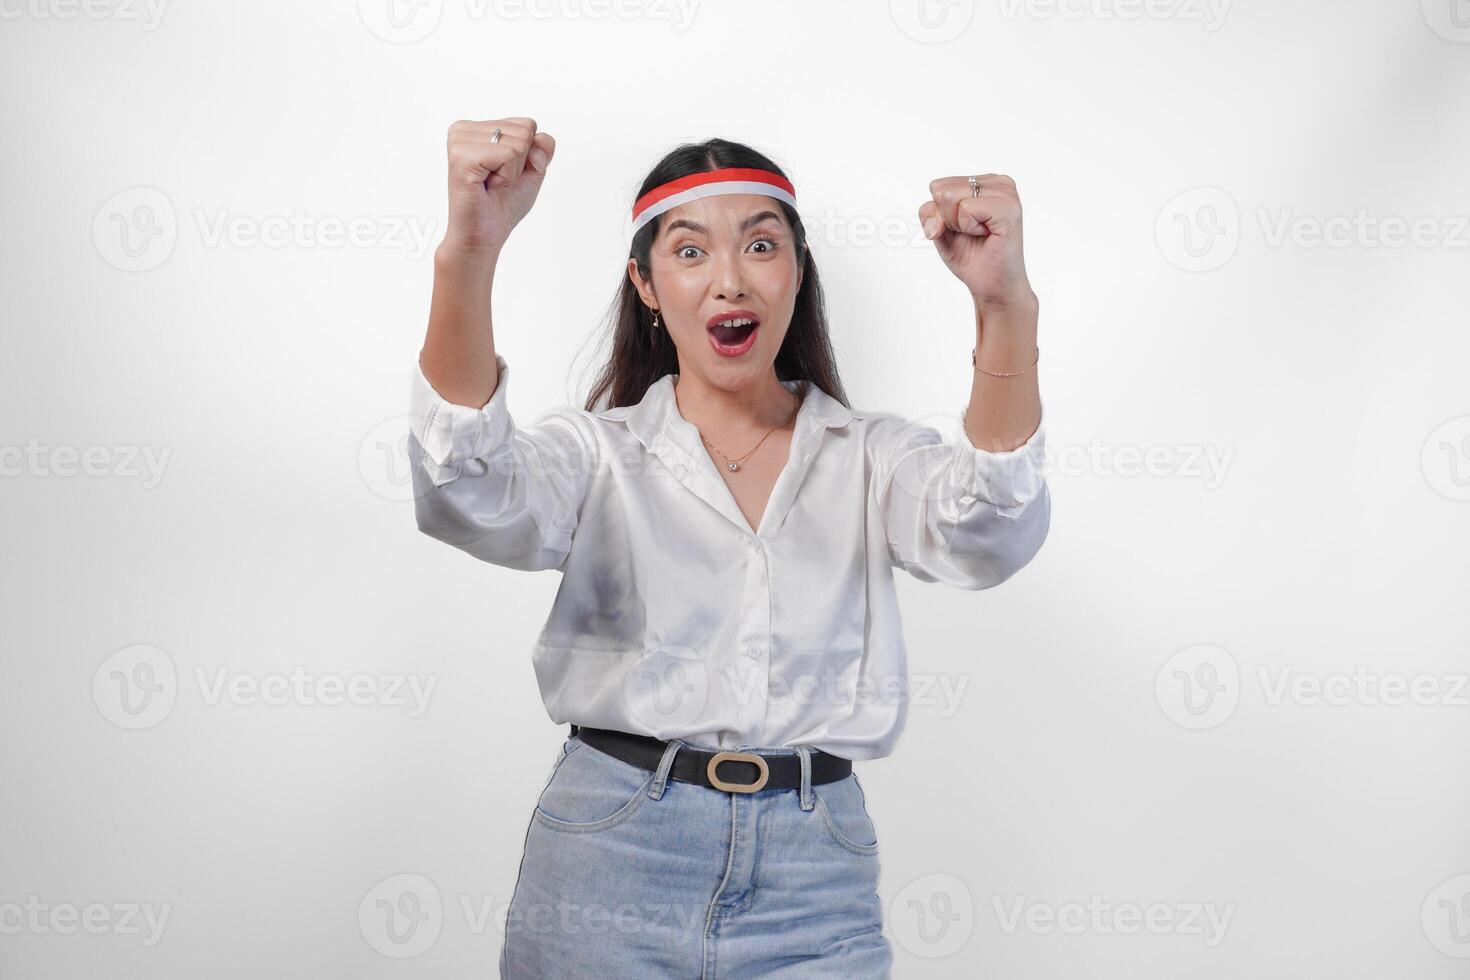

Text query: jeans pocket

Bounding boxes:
[536,736,580,793]
[533,736,657,834]
[811,773,880,855]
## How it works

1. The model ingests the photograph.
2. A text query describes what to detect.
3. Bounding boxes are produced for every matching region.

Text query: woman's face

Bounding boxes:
[629,193,803,388]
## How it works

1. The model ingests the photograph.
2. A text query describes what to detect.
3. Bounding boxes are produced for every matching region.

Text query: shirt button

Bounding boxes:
[745,644,763,659]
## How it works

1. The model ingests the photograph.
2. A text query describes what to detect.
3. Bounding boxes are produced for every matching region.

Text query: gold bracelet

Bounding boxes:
[972,345,1039,377]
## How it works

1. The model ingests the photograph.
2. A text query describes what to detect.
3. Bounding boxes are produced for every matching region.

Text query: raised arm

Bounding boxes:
[409,117,597,572]
[918,172,1041,455]
[418,116,554,405]
[872,170,1051,588]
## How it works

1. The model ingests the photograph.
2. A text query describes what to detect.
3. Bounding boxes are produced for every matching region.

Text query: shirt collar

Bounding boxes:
[596,373,861,538]
[597,372,860,452]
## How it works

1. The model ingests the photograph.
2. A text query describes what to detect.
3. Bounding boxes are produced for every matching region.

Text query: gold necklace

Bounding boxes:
[699,398,800,472]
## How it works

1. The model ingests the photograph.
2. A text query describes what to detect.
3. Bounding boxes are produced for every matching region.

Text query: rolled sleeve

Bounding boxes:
[408,353,597,572]
[952,403,1048,518]
[872,401,1051,590]
[410,353,514,488]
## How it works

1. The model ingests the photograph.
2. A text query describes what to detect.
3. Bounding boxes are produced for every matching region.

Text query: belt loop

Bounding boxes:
[796,745,814,811]
[649,738,685,800]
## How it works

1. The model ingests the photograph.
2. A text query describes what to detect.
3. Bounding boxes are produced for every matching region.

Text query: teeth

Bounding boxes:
[715,317,755,328]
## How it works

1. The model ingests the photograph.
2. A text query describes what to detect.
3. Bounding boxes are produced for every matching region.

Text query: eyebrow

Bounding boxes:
[662,210,783,239]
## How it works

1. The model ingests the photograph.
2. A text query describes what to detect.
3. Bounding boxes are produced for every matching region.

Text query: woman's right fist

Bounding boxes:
[441,117,555,254]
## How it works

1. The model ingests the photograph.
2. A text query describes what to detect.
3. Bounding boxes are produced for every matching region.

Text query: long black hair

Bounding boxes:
[583,138,850,413]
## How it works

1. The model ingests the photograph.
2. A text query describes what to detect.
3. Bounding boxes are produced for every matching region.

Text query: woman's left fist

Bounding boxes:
[920,173,1035,314]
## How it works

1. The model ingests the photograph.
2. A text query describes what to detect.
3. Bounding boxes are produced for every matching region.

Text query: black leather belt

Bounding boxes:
[570,724,852,794]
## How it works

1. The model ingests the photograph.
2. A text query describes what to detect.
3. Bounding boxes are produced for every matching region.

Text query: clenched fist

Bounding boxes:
[919,173,1035,314]
[442,117,556,254]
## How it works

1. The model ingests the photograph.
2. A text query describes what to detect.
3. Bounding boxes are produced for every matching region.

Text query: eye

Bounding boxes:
[675,243,705,260]
[748,236,779,254]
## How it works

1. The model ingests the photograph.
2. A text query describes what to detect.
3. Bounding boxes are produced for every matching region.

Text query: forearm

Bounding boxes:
[963,290,1042,453]
[419,242,503,409]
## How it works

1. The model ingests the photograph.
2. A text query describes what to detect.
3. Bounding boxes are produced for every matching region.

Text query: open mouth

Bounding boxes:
[707,311,761,356]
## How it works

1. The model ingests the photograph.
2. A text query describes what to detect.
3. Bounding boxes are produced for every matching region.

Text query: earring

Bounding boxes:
[651,308,660,330]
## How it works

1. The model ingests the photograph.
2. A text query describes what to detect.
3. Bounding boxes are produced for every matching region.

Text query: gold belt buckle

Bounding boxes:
[706,751,770,793]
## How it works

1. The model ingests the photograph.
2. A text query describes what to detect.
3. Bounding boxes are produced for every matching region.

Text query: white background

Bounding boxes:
[3,0,1469,976]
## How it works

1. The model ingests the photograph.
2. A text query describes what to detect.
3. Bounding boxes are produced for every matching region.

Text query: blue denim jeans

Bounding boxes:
[500,732,893,978]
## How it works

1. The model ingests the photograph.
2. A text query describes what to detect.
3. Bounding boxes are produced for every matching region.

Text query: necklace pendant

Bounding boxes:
[728,461,739,471]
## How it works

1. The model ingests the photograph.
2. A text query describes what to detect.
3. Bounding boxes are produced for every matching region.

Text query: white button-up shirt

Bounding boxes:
[409,354,1050,761]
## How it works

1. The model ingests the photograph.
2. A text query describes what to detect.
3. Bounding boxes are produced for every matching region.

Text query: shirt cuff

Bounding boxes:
[953,400,1048,517]
[409,353,513,483]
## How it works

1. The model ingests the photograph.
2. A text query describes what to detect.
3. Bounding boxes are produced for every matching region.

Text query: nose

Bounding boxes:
[710,246,747,302]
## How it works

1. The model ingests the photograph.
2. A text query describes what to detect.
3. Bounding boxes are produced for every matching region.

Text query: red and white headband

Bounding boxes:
[631,167,797,236]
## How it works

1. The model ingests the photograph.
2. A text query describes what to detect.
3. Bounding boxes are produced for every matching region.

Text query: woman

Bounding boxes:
[409,117,1049,978]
